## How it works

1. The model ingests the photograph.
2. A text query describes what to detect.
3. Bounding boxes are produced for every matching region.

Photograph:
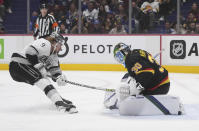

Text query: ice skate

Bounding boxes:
[55,101,78,114]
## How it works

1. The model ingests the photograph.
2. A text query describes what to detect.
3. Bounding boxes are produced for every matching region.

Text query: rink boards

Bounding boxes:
[0,34,199,73]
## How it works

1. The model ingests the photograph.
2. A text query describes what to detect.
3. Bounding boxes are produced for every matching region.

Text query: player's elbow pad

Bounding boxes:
[26,54,39,66]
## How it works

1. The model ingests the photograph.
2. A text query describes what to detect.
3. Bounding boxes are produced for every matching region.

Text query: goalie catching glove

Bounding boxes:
[56,74,67,86]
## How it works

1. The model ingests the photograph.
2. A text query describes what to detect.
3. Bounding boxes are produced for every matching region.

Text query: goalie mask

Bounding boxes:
[113,43,130,66]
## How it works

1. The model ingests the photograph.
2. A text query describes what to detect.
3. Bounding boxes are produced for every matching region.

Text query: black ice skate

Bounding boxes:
[55,101,78,113]
[62,98,73,105]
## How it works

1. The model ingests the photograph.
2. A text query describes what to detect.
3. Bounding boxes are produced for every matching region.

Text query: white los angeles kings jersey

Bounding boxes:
[25,38,61,76]
[12,38,62,76]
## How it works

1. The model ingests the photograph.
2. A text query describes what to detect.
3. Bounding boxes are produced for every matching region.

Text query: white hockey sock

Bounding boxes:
[45,87,63,103]
[35,78,62,104]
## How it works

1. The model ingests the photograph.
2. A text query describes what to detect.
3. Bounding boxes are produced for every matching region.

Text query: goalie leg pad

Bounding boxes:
[119,95,184,116]
[104,91,118,109]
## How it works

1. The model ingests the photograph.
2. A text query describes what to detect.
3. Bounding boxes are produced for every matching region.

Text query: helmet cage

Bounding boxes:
[113,43,130,66]
[114,50,126,66]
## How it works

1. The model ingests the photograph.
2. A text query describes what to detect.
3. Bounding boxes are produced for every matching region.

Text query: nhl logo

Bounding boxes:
[170,40,186,59]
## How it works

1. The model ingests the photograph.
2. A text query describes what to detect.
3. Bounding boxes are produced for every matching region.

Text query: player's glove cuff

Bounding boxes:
[56,74,67,86]
[34,63,47,77]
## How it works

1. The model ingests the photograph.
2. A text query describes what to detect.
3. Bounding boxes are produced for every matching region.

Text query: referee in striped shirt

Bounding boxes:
[33,3,60,40]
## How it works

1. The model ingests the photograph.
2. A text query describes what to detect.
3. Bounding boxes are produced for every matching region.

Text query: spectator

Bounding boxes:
[109,19,127,34]
[4,0,12,13]
[104,18,113,33]
[159,0,175,21]
[108,0,119,13]
[183,12,197,30]
[82,0,89,11]
[98,4,107,24]
[65,2,78,33]
[60,23,68,34]
[186,22,196,34]
[132,1,143,33]
[83,1,99,24]
[189,2,199,20]
[0,24,5,34]
[70,19,88,34]
[100,0,110,13]
[161,21,176,34]
[115,4,127,23]
[91,19,103,34]
[0,0,5,22]
[51,4,61,20]
[195,22,199,34]
[29,11,38,33]
[172,23,187,34]
[140,0,159,29]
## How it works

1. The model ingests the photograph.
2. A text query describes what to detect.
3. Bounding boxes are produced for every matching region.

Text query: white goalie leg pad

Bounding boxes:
[119,83,131,102]
[104,91,119,109]
[119,95,185,116]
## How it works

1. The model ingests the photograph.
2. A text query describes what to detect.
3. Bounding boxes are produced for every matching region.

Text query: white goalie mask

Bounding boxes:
[113,42,130,67]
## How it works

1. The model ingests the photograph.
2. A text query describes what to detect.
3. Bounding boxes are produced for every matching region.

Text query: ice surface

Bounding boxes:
[0,71,199,131]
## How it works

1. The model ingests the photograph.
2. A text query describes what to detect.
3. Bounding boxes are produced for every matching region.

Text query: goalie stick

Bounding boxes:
[154,48,165,59]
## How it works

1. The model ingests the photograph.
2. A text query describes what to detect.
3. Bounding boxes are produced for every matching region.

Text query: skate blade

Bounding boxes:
[69,108,78,114]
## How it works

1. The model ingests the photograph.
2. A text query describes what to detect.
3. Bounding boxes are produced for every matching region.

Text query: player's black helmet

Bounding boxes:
[113,42,130,66]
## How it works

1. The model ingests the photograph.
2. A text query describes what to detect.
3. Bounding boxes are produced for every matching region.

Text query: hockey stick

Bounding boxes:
[47,75,116,92]
[46,50,164,92]
[65,80,116,92]
[153,49,165,59]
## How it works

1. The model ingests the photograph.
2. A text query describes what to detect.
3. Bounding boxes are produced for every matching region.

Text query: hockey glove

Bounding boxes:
[34,63,47,78]
[56,74,67,86]
[128,77,144,96]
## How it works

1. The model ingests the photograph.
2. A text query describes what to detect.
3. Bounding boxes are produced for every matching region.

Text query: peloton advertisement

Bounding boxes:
[1,35,199,66]
[61,35,160,64]
[0,35,160,64]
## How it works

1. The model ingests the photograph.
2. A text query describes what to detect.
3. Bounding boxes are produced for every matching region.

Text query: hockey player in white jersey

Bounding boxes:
[9,33,77,113]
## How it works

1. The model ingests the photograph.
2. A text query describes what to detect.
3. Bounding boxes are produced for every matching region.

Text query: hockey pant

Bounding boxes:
[9,61,42,85]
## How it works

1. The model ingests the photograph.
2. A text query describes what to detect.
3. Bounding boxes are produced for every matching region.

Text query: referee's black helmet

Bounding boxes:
[40,3,48,9]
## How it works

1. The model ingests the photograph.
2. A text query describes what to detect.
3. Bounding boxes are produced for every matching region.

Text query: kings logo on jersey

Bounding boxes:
[170,40,186,59]
[0,39,4,59]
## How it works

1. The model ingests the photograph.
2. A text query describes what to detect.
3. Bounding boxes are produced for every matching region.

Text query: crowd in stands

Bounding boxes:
[182,2,199,34]
[0,0,12,34]
[2,0,199,34]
